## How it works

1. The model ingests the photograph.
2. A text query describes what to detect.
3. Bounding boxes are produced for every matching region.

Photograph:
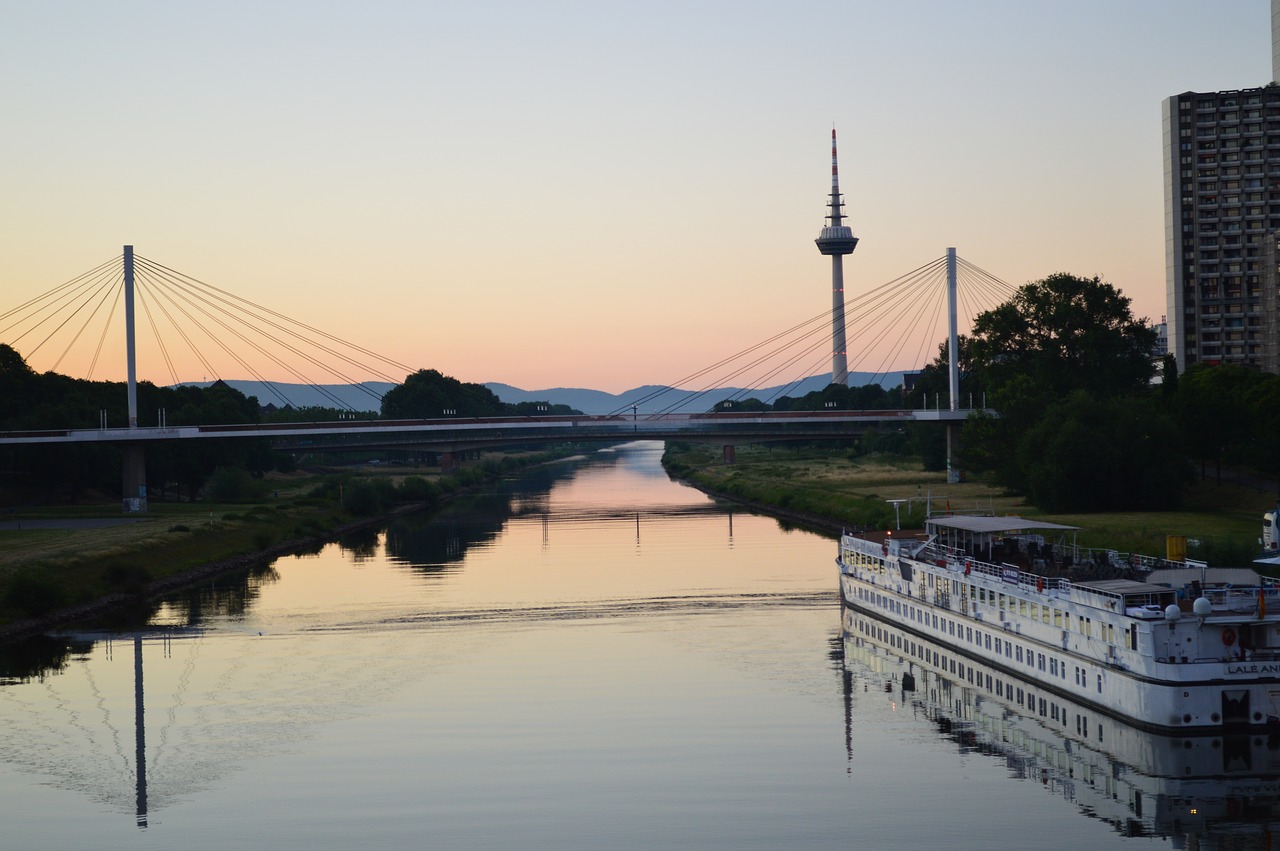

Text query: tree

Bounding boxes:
[381,369,506,419]
[960,273,1165,503]
[968,273,1157,402]
[1016,393,1187,511]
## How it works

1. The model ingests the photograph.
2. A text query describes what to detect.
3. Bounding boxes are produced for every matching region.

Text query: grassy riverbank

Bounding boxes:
[0,448,577,630]
[661,442,1274,564]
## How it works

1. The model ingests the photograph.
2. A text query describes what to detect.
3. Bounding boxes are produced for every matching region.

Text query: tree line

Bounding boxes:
[0,348,576,505]
[725,273,1280,513]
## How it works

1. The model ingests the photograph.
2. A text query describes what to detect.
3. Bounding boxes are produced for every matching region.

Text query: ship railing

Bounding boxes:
[928,544,1071,594]
[1199,585,1278,613]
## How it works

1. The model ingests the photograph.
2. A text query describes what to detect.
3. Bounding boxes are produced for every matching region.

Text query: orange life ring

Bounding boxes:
[1222,628,1237,646]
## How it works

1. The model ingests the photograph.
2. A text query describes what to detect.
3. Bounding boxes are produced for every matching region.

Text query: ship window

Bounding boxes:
[985,635,992,650]
[1097,674,1103,694]
[997,680,1003,697]
[1054,609,1063,627]
[1038,653,1046,671]
[994,638,1001,654]
[1050,658,1058,676]
[1016,646,1023,663]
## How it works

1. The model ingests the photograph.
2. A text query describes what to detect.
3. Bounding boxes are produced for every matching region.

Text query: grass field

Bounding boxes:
[662,443,1275,564]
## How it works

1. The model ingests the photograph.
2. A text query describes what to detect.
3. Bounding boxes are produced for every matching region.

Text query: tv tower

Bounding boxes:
[814,128,858,387]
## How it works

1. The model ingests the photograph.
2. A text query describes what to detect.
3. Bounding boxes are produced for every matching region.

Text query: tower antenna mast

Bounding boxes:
[814,129,859,387]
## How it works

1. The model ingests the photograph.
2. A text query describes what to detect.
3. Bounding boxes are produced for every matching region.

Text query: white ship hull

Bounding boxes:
[839,518,1280,733]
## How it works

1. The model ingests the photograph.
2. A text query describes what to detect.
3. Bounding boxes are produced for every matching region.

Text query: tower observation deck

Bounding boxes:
[814,129,857,386]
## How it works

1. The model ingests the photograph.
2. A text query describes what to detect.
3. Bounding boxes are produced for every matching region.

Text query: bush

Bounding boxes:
[104,562,152,596]
[398,476,440,504]
[3,571,68,616]
[342,477,397,515]
[204,466,270,503]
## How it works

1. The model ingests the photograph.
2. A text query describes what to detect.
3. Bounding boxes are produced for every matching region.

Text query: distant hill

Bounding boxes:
[485,371,907,415]
[178,380,396,412]
[191,371,907,415]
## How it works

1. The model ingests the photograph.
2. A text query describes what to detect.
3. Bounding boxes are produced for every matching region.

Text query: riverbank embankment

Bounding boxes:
[660,443,1275,563]
[0,448,581,640]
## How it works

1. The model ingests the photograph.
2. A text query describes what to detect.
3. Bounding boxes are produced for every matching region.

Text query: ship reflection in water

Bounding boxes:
[840,605,1280,847]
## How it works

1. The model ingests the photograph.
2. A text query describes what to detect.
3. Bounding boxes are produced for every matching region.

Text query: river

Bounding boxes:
[0,442,1273,849]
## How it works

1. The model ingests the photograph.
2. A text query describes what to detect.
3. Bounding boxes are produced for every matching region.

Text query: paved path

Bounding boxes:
[0,517,147,531]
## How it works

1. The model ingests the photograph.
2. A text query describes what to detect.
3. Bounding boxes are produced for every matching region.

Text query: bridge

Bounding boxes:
[0,407,968,450]
[1,243,1011,510]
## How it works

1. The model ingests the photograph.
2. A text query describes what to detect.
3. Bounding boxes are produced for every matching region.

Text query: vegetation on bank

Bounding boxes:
[662,442,1274,569]
[0,448,577,627]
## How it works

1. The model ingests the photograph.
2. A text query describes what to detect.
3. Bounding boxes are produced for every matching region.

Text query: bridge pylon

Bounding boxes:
[122,245,148,513]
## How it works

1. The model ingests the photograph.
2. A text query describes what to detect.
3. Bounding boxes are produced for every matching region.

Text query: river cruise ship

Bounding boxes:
[838,515,1280,732]
[839,606,1280,842]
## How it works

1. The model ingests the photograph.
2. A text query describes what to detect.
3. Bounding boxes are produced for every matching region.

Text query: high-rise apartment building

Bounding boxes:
[1163,1,1280,373]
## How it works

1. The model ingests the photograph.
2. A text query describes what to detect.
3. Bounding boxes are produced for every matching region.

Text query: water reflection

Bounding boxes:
[840,605,1280,846]
[0,444,826,835]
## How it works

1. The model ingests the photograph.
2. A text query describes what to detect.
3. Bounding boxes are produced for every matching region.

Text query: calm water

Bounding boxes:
[0,442,1274,849]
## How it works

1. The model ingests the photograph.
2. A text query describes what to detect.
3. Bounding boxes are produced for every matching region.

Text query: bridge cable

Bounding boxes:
[86,283,124,380]
[134,257,415,379]
[134,269,299,408]
[135,266,358,410]
[51,271,124,376]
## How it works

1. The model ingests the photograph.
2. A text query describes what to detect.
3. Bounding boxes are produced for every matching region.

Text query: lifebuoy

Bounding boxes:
[1223,628,1237,646]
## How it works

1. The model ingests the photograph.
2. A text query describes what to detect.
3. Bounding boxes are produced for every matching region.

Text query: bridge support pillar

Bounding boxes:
[439,451,460,474]
[722,445,736,464]
[946,423,963,484]
[122,444,148,514]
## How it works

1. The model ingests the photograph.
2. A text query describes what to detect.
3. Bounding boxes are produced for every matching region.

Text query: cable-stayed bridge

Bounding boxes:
[0,246,1015,507]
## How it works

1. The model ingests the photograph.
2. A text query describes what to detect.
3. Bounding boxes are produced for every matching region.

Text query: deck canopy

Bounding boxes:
[924,515,1079,561]
[925,516,1080,535]
[1074,578,1177,609]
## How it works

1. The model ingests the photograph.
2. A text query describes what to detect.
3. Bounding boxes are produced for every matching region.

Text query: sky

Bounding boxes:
[0,1,1271,394]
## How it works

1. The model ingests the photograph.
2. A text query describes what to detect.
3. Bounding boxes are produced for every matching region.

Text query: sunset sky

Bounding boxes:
[0,1,1270,393]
